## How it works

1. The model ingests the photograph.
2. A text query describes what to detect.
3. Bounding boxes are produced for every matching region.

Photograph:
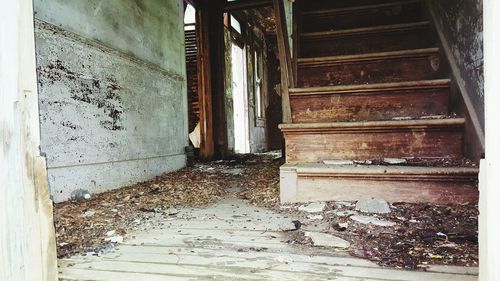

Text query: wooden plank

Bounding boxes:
[302,0,421,16]
[59,260,350,281]
[196,6,215,159]
[208,0,228,158]
[279,118,465,130]
[105,245,378,267]
[0,2,58,281]
[223,0,273,11]
[281,164,478,204]
[273,0,293,123]
[61,252,372,276]
[59,268,188,281]
[297,48,440,87]
[301,21,430,38]
[302,1,423,32]
[299,0,400,12]
[59,258,477,281]
[290,80,449,122]
[300,22,431,57]
[280,119,465,162]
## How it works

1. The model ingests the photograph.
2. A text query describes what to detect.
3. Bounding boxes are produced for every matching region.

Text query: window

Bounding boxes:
[254,48,264,120]
[184,4,196,30]
[230,15,242,34]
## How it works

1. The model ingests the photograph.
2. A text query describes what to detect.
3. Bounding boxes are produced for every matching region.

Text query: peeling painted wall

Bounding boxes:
[429,0,484,130]
[34,0,188,202]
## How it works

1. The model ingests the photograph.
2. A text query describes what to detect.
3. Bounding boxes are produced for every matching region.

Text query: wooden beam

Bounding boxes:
[224,0,273,11]
[273,0,293,123]
[196,6,215,159]
[208,0,229,158]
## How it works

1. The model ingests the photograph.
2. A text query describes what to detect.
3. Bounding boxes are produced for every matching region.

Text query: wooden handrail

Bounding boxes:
[273,0,294,123]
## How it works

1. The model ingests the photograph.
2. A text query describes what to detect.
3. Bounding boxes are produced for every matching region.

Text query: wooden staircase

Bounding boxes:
[276,0,479,204]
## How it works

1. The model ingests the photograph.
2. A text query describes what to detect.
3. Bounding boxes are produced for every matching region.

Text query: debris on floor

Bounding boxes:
[355,197,391,214]
[304,231,350,248]
[54,165,231,257]
[298,201,326,213]
[237,156,283,209]
[54,153,478,271]
[287,200,479,269]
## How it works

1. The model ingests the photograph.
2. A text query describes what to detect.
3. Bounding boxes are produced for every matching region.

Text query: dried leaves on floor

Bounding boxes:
[54,166,230,257]
[237,161,282,209]
[328,202,479,269]
[54,153,478,270]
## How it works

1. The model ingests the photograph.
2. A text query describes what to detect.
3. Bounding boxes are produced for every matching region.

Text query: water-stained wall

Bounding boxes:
[34,0,188,202]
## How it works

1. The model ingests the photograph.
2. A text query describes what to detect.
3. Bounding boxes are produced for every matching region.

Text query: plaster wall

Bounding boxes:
[428,0,484,139]
[34,0,188,202]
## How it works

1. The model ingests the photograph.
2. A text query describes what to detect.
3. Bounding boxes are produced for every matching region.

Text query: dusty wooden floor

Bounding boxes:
[59,187,478,281]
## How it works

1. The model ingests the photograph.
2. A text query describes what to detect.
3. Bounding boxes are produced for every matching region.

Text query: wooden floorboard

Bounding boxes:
[59,192,478,281]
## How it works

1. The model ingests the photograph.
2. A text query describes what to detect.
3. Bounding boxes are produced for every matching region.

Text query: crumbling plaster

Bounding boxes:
[34,0,188,202]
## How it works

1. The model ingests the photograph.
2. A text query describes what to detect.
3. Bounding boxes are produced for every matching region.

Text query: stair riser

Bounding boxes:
[302,2,423,32]
[297,55,440,87]
[300,29,432,57]
[280,169,478,204]
[300,0,398,11]
[290,88,449,122]
[283,127,463,162]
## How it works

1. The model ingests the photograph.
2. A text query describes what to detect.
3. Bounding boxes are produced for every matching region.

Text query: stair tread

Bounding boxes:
[302,0,421,16]
[301,21,429,38]
[282,163,479,175]
[298,48,439,65]
[279,118,465,130]
[290,79,450,95]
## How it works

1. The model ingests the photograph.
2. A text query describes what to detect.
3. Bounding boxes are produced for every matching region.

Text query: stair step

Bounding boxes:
[300,22,432,57]
[279,118,464,163]
[302,0,423,32]
[290,79,450,122]
[297,48,441,87]
[301,0,399,12]
[280,163,478,204]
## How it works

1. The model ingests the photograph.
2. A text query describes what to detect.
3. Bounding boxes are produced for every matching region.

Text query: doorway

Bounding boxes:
[231,42,250,154]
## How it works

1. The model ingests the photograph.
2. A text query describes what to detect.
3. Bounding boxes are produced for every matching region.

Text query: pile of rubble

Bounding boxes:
[284,198,478,269]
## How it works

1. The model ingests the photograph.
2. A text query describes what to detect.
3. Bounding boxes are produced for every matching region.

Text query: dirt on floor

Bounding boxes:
[54,153,478,270]
[287,201,479,269]
[54,166,231,257]
[53,153,281,258]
